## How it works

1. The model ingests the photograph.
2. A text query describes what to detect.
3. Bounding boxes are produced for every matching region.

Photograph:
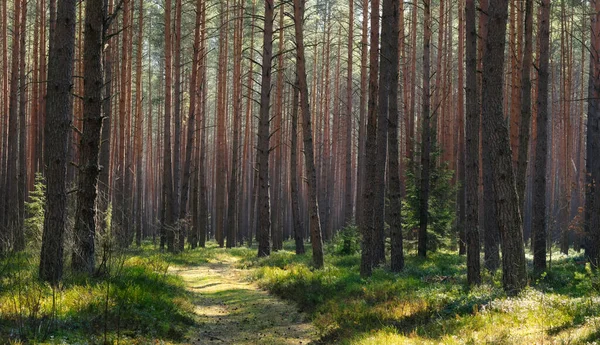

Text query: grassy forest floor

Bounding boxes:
[2,235,600,344]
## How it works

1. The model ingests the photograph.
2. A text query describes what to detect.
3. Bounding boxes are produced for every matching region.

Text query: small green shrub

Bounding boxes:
[23,173,45,251]
[333,225,361,256]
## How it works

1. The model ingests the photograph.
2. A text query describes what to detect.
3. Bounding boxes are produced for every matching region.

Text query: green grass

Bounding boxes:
[240,244,600,344]
[0,249,195,344]
[4,239,600,345]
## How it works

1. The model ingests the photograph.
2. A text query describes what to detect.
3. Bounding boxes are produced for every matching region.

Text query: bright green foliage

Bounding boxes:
[403,145,457,251]
[0,250,195,344]
[247,244,600,344]
[23,173,46,249]
[328,225,361,256]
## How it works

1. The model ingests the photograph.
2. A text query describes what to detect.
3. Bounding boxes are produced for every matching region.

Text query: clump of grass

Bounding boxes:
[0,250,195,344]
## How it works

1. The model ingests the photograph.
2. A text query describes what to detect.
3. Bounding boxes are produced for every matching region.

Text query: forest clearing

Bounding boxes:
[3,0,600,343]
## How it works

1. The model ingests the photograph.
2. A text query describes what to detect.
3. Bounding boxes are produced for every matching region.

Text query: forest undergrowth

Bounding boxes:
[2,235,600,344]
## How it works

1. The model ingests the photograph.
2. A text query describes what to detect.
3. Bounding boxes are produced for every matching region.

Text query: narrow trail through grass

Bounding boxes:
[172,255,318,345]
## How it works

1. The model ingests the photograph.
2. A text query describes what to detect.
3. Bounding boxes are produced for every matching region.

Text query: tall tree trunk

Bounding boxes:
[172,0,182,250]
[418,0,431,258]
[257,0,275,258]
[465,0,481,286]
[72,0,104,274]
[16,0,27,251]
[478,0,500,273]
[456,0,467,256]
[0,0,8,249]
[383,0,403,272]
[215,0,230,248]
[586,0,600,267]
[360,0,381,275]
[181,0,203,245]
[291,76,305,255]
[98,0,113,235]
[293,0,324,268]
[481,0,527,295]
[162,0,175,251]
[355,0,368,228]
[374,0,395,266]
[344,0,354,225]
[516,0,534,208]
[226,0,243,249]
[5,0,22,248]
[270,2,285,250]
[532,0,551,272]
[134,0,145,247]
[40,0,77,283]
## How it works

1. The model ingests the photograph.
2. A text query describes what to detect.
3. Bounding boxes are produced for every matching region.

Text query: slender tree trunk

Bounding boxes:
[163,0,175,251]
[16,0,27,251]
[517,0,534,207]
[293,0,324,268]
[418,0,431,258]
[5,0,22,248]
[172,0,182,250]
[456,0,467,256]
[465,0,481,286]
[0,0,8,249]
[257,0,275,258]
[134,0,145,247]
[291,77,305,255]
[355,0,368,228]
[215,1,230,248]
[72,0,104,273]
[98,0,113,235]
[344,0,354,225]
[532,0,551,272]
[40,0,77,283]
[226,0,243,249]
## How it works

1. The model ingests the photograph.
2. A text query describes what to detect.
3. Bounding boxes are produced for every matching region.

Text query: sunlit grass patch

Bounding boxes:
[0,249,195,344]
[244,240,600,344]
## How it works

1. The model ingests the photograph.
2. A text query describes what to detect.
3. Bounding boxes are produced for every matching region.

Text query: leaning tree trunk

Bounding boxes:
[480,0,527,295]
[72,0,104,274]
[293,0,324,268]
[39,0,77,283]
